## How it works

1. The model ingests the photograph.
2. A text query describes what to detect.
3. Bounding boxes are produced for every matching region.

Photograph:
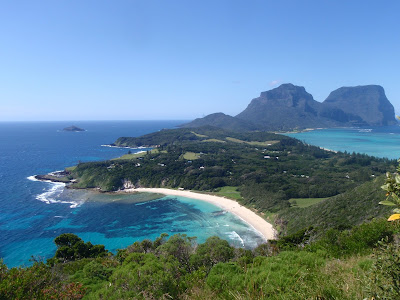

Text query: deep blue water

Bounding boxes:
[0,121,264,268]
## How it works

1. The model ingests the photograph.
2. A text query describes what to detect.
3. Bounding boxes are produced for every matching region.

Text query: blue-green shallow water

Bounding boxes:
[285,125,400,160]
[0,121,264,268]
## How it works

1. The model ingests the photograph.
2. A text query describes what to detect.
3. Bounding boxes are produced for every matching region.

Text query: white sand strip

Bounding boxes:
[125,188,277,241]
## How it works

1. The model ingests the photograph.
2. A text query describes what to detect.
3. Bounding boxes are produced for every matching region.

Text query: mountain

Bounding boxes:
[181,84,397,131]
[322,85,397,126]
[179,112,258,131]
[235,84,337,130]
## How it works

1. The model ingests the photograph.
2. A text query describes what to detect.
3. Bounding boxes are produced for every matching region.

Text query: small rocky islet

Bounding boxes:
[62,125,85,132]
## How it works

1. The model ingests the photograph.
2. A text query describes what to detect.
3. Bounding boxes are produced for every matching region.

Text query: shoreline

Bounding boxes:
[123,187,277,241]
[30,173,277,241]
[101,144,150,150]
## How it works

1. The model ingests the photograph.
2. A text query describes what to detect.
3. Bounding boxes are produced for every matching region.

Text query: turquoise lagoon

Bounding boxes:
[285,125,400,160]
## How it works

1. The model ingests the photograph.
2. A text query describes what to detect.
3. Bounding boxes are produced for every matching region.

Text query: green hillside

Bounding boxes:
[1,218,399,299]
[279,176,392,235]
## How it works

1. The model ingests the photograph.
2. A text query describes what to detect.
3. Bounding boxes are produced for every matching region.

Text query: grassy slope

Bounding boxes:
[289,197,326,208]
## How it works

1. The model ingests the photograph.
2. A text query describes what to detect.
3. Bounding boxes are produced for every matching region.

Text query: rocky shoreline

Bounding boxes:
[34,170,73,183]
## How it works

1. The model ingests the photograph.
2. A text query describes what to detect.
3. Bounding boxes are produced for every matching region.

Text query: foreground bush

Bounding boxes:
[0,220,398,299]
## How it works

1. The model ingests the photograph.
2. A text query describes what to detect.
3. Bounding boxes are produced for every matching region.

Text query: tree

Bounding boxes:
[156,234,196,270]
[51,233,108,262]
[191,236,234,270]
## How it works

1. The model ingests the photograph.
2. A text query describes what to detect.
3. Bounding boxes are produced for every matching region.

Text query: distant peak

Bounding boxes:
[260,83,307,97]
[260,83,312,98]
[207,112,230,117]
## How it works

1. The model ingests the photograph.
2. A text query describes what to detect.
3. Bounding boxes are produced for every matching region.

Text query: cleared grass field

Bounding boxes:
[112,149,165,161]
[180,152,201,160]
[225,137,279,147]
[112,151,147,160]
[213,186,243,201]
[191,131,208,138]
[289,198,326,208]
[202,138,226,143]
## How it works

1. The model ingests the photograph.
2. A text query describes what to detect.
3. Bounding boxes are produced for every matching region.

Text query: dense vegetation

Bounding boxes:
[1,219,399,299]
[5,127,400,298]
[278,176,392,235]
[68,126,395,234]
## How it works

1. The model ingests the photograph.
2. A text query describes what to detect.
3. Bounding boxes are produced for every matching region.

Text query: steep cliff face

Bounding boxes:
[181,84,397,131]
[323,85,397,126]
[235,84,335,130]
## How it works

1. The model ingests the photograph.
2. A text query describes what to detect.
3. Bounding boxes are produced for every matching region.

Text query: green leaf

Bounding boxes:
[381,184,390,191]
[379,200,396,206]
[393,208,400,214]
[392,193,400,204]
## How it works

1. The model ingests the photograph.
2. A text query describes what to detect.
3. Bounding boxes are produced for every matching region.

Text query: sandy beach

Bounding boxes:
[124,188,277,241]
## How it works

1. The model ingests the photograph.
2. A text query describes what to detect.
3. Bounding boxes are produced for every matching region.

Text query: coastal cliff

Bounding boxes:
[323,85,397,126]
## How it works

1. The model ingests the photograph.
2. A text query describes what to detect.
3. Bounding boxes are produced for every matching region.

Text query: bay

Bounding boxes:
[0,121,264,268]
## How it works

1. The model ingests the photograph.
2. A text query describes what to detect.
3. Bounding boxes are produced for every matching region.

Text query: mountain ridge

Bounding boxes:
[181,84,397,131]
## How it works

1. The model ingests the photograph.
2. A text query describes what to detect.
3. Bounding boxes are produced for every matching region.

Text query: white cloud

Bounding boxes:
[269,80,281,87]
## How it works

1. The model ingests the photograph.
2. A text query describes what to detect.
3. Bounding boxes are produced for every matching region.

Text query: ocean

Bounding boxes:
[0,121,264,268]
[285,125,400,160]
[2,123,399,268]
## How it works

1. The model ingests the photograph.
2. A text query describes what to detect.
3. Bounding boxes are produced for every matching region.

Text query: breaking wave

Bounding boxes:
[227,231,245,247]
[27,176,81,208]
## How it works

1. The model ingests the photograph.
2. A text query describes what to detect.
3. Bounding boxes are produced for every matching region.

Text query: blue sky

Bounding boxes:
[1,0,399,121]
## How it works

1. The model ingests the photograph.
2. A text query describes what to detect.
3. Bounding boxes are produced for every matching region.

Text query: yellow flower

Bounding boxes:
[387,214,400,221]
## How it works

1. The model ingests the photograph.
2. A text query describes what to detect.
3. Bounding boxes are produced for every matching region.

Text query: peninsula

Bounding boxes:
[56,125,394,235]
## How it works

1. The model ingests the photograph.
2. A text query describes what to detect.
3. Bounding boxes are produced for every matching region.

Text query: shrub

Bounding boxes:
[308,219,395,257]
[366,236,400,299]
